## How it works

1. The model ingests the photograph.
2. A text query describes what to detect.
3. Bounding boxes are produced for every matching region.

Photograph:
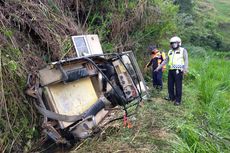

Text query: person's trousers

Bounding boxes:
[168,69,183,103]
[152,70,163,88]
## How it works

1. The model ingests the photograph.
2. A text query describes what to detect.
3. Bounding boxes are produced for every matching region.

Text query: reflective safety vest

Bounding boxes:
[161,52,166,70]
[168,47,185,70]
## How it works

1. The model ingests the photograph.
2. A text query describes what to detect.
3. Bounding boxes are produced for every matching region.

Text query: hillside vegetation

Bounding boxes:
[74,52,230,153]
[207,0,230,43]
[0,0,230,152]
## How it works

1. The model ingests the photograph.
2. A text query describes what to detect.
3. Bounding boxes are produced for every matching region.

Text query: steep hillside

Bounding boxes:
[74,52,230,153]
[201,0,230,48]
[0,0,178,152]
[207,0,230,21]
[0,0,229,152]
[209,0,230,44]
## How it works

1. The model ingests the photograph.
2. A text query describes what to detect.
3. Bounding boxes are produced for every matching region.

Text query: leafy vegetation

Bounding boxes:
[74,51,230,153]
[206,0,230,49]
[172,52,230,152]
[0,0,229,152]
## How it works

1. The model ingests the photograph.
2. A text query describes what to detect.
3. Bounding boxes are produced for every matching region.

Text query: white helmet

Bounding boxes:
[170,36,182,46]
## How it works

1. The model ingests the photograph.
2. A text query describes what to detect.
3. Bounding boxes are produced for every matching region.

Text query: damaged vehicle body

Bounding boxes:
[26,35,148,145]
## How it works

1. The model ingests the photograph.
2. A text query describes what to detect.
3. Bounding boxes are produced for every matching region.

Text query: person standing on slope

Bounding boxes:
[145,46,166,90]
[155,36,188,106]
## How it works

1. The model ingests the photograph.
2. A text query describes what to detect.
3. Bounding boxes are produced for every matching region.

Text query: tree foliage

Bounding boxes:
[175,0,229,51]
[0,0,179,151]
[0,0,229,152]
[173,0,194,14]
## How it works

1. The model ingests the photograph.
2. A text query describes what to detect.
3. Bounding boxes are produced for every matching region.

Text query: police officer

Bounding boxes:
[145,46,165,90]
[155,36,188,105]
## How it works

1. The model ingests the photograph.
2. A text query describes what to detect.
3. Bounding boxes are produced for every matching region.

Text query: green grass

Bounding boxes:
[207,0,230,22]
[206,0,230,43]
[173,52,230,152]
[71,87,188,153]
[72,52,230,153]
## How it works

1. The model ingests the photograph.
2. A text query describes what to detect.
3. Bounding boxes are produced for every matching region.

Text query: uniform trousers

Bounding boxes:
[168,69,183,103]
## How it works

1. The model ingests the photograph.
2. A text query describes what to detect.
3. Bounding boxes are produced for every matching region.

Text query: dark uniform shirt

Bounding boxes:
[147,58,158,70]
[146,54,163,70]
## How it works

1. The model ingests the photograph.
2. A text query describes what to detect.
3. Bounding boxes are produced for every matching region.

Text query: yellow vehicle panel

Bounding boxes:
[45,77,98,128]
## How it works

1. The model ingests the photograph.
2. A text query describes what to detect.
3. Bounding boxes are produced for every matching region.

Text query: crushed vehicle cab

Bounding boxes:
[26,35,148,145]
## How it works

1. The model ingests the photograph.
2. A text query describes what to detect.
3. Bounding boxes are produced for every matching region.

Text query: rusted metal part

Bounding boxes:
[25,73,38,98]
[25,86,37,98]
[42,121,66,144]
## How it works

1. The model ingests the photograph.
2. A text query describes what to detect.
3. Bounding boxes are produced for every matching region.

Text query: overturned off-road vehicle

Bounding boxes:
[26,35,148,146]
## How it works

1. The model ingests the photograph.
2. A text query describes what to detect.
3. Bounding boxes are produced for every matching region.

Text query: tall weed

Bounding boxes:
[173,53,230,152]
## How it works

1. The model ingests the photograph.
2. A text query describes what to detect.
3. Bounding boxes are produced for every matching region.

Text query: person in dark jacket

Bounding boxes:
[145,47,165,90]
